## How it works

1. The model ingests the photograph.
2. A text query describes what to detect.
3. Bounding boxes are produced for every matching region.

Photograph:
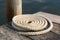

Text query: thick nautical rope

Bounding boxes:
[12,14,53,35]
[34,12,60,24]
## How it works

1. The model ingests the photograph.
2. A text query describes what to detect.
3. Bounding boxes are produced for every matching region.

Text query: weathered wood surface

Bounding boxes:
[0,22,60,40]
[6,0,22,22]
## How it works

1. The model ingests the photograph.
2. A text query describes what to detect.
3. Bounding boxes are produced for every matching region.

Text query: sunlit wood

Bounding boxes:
[6,0,22,22]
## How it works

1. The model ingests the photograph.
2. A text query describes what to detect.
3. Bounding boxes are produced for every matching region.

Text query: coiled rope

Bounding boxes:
[12,14,53,35]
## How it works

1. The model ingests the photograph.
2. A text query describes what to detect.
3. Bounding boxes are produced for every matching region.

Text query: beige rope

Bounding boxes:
[34,12,60,24]
[12,14,53,35]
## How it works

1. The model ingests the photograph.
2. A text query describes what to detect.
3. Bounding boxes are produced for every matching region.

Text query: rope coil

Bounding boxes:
[12,14,53,35]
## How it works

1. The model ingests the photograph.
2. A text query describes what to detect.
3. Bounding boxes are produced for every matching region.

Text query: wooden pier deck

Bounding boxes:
[0,12,60,40]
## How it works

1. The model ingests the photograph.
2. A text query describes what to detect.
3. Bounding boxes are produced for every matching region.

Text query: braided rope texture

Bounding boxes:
[34,12,60,24]
[12,14,53,35]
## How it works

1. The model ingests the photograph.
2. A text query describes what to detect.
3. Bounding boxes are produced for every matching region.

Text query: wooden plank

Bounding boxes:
[6,0,22,22]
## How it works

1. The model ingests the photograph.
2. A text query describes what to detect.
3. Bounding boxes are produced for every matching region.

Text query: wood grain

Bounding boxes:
[6,0,22,22]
